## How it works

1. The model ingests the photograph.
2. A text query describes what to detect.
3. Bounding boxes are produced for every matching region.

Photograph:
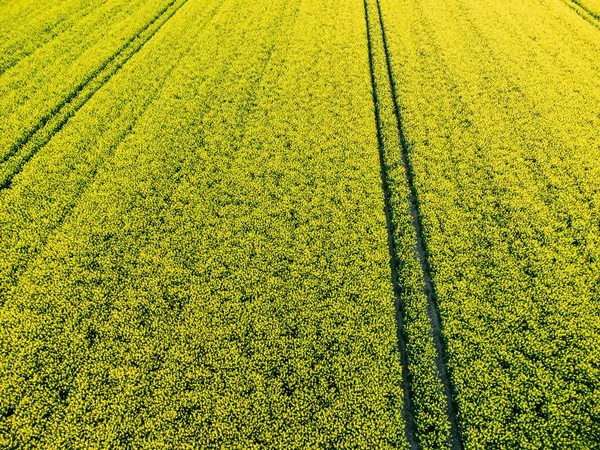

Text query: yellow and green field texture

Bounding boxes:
[0,0,598,448]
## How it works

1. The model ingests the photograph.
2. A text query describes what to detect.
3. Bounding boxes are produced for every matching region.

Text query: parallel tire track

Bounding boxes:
[367,0,464,448]
[0,0,228,308]
[363,0,419,448]
[564,0,600,28]
[0,0,190,191]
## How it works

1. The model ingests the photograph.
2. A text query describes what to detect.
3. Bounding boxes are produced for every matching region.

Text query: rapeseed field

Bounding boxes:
[0,0,598,448]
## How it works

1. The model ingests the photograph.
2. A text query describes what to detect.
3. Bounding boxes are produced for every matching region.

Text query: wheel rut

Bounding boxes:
[0,0,190,191]
[363,0,419,448]
[364,0,464,448]
[564,0,600,29]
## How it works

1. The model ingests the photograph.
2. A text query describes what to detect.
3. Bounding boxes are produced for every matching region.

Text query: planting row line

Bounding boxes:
[0,0,180,165]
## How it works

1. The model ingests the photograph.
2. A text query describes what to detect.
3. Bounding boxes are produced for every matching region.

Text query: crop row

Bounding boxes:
[0,0,412,447]
[0,0,293,445]
[377,0,600,447]
[0,0,192,191]
[0,0,224,308]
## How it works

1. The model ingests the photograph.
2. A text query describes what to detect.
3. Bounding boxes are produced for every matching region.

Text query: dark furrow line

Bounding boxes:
[4,0,293,307]
[0,0,189,191]
[570,0,600,20]
[17,65,174,281]
[4,0,287,301]
[564,0,600,29]
[372,1,464,449]
[362,0,419,448]
[0,0,179,165]
[0,0,229,307]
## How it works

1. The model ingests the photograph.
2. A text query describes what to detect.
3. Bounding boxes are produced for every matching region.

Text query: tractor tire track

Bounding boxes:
[3,0,295,307]
[363,0,419,448]
[563,0,600,29]
[0,0,228,307]
[0,0,190,191]
[368,0,464,448]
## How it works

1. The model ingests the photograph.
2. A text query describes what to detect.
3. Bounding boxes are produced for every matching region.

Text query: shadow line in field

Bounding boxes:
[564,0,600,29]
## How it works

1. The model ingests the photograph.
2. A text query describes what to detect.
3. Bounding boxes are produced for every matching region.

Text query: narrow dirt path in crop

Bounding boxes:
[363,0,419,448]
[0,0,190,191]
[365,0,464,448]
